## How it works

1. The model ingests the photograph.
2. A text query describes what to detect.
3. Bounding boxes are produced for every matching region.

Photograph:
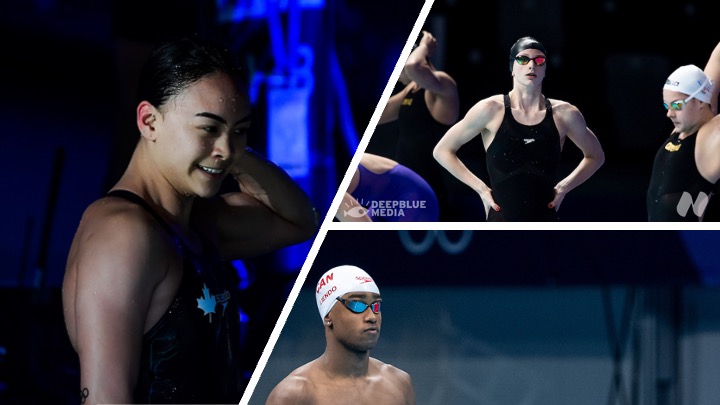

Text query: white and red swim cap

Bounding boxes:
[315,265,380,321]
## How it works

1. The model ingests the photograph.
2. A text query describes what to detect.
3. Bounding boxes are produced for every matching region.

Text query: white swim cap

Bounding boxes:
[315,265,380,321]
[663,64,714,104]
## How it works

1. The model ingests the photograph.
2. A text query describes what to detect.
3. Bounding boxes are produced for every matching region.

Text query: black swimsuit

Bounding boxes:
[106,190,242,403]
[396,88,450,218]
[485,94,561,221]
[647,132,715,221]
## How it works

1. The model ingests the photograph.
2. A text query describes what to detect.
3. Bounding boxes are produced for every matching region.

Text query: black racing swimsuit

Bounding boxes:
[647,132,715,221]
[485,94,561,221]
[105,190,241,403]
[396,88,451,215]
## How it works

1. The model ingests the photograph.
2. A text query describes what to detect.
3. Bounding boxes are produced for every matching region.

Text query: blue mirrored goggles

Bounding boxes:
[336,297,381,314]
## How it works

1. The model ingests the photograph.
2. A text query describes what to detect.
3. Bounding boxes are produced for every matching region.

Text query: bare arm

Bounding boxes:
[193,146,318,259]
[703,41,720,115]
[550,103,605,209]
[433,99,502,215]
[405,32,454,97]
[696,116,720,184]
[69,207,165,404]
[405,31,459,124]
[395,368,417,405]
[379,85,412,124]
[266,376,314,405]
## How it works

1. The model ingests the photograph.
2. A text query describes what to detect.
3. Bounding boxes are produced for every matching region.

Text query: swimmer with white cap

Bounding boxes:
[663,65,714,106]
[315,264,381,322]
[647,49,720,221]
[265,265,416,405]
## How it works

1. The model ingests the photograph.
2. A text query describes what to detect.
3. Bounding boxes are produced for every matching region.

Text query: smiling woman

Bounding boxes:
[141,72,252,197]
[61,37,318,404]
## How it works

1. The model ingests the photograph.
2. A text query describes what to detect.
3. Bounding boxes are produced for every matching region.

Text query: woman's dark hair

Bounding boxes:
[137,37,246,109]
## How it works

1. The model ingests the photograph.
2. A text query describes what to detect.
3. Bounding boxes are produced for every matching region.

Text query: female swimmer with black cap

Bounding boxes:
[434,36,605,221]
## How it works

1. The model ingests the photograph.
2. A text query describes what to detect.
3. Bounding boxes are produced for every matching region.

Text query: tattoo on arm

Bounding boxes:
[80,387,89,404]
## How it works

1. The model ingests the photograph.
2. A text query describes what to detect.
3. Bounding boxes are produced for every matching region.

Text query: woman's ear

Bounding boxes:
[137,101,159,141]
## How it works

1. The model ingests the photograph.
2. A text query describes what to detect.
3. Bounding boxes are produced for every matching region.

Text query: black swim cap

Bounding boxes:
[509,36,547,72]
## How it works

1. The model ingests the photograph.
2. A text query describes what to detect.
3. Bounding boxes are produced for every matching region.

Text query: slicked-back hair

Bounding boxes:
[137,36,246,110]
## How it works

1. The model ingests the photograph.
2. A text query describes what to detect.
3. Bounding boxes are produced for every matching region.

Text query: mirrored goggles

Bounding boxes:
[663,97,691,111]
[512,55,546,66]
[336,297,381,314]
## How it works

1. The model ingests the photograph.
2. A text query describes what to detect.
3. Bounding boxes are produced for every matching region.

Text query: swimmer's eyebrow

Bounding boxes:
[196,112,252,126]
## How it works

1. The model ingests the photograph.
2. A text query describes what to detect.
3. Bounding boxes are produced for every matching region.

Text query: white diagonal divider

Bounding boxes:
[239,1,437,404]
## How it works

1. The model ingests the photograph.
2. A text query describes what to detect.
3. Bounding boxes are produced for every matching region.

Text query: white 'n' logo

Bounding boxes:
[676,191,710,218]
